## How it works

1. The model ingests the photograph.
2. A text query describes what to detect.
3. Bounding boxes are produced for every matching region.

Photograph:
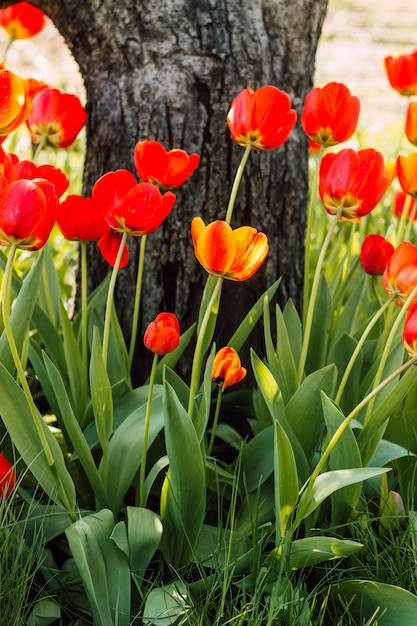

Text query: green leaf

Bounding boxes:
[274,419,299,542]
[26,597,61,626]
[333,580,417,625]
[0,250,44,374]
[296,467,389,523]
[90,327,113,450]
[251,350,309,482]
[42,352,108,508]
[65,509,131,626]
[160,381,206,568]
[58,300,87,419]
[106,385,165,515]
[143,582,188,626]
[305,273,332,374]
[285,365,337,465]
[263,299,297,405]
[228,278,281,352]
[240,424,275,492]
[268,536,363,570]
[125,506,163,588]
[282,298,302,366]
[0,361,76,511]
[321,392,362,523]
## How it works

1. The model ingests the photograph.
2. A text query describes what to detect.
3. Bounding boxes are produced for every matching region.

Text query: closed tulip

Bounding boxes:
[301,82,360,147]
[226,85,297,150]
[0,453,15,498]
[384,49,417,97]
[406,101,417,146]
[57,194,108,241]
[144,312,180,355]
[360,234,394,275]
[211,347,246,391]
[397,153,417,197]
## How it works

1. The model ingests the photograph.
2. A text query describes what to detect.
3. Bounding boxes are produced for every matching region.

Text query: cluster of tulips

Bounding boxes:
[0,2,415,512]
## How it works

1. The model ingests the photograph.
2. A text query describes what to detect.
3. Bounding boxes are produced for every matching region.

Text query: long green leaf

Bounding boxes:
[90,327,113,450]
[274,419,298,543]
[268,536,363,570]
[0,361,76,512]
[66,509,131,626]
[59,300,87,419]
[160,381,206,568]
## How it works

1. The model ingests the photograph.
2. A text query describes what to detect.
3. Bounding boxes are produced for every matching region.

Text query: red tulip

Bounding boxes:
[382,241,417,307]
[144,312,180,355]
[318,148,389,220]
[192,217,269,281]
[93,169,176,237]
[0,152,69,198]
[211,347,247,391]
[0,2,46,40]
[403,302,417,358]
[384,49,417,97]
[0,178,57,250]
[98,229,129,268]
[360,234,394,275]
[406,101,417,147]
[57,194,108,241]
[0,69,32,136]
[27,88,87,149]
[301,82,360,147]
[134,140,200,189]
[0,453,15,498]
[393,189,417,220]
[226,85,297,150]
[397,154,417,198]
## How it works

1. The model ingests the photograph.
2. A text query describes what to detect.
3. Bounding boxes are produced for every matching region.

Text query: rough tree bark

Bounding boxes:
[2,0,328,382]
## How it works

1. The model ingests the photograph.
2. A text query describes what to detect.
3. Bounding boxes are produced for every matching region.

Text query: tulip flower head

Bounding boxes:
[384,49,417,97]
[403,302,417,358]
[0,153,69,198]
[360,234,394,275]
[192,217,269,281]
[93,170,176,237]
[98,230,129,269]
[227,85,297,150]
[393,189,417,221]
[144,312,180,355]
[319,148,389,220]
[397,154,417,198]
[0,69,32,136]
[406,101,417,147]
[134,140,200,189]
[301,82,360,147]
[211,347,247,391]
[0,2,46,40]
[57,194,108,241]
[0,453,15,498]
[27,88,87,149]
[0,178,58,250]
[382,241,417,307]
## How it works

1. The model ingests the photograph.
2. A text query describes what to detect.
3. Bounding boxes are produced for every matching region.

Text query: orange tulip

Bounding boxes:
[211,347,246,391]
[384,49,417,97]
[360,234,394,276]
[27,88,87,149]
[382,241,417,307]
[403,302,417,358]
[134,140,200,189]
[397,154,417,198]
[406,101,417,146]
[0,2,46,40]
[191,217,268,281]
[144,312,180,355]
[0,69,32,136]
[226,85,297,150]
[0,453,15,498]
[301,82,360,147]
[319,148,389,220]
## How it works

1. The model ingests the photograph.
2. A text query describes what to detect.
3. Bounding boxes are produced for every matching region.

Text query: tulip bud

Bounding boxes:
[144,312,180,355]
[360,234,394,275]
[211,347,247,391]
[0,453,16,498]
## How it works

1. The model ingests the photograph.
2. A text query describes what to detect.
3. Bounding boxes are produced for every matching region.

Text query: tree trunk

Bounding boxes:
[2,0,328,382]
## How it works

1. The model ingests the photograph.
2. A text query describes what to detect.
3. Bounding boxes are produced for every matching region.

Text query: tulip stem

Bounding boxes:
[102,231,128,366]
[80,240,88,381]
[138,351,158,508]
[293,353,417,529]
[334,293,397,405]
[298,206,344,381]
[188,276,223,421]
[303,144,325,325]
[207,386,223,456]
[33,135,48,165]
[2,245,55,467]
[128,234,147,373]
[224,143,252,225]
